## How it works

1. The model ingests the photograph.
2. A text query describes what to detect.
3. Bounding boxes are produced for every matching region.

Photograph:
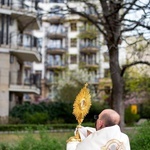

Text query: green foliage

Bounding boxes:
[0,129,64,150]
[78,23,98,40]
[130,121,150,150]
[124,69,150,94]
[0,143,11,150]
[10,102,76,124]
[0,124,77,131]
[54,69,97,103]
[10,100,108,124]
[140,100,150,119]
[15,132,62,150]
[55,84,83,102]
[78,29,98,40]
[10,102,49,124]
[125,77,150,93]
[85,101,109,122]
[23,112,49,124]
[47,102,75,123]
[125,107,140,125]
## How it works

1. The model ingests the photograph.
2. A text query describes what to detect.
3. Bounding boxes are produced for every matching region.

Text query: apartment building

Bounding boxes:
[33,0,112,101]
[0,0,41,123]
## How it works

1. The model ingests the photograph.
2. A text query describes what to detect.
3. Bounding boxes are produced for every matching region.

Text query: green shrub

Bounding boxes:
[10,101,108,124]
[23,112,49,124]
[0,143,11,150]
[13,132,62,150]
[85,101,109,122]
[8,117,21,124]
[125,106,140,125]
[130,121,150,150]
[0,129,64,150]
[140,101,150,119]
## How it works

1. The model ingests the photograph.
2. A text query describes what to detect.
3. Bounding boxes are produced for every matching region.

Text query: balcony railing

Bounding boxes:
[46,62,66,70]
[47,30,67,39]
[43,14,64,23]
[46,46,67,54]
[0,0,39,14]
[9,71,40,86]
[80,44,99,53]
[79,29,98,40]
[0,32,42,62]
[9,71,41,94]
[9,32,39,48]
[80,61,99,69]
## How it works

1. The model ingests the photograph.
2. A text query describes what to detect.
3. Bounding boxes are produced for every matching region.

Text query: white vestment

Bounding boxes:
[66,125,130,150]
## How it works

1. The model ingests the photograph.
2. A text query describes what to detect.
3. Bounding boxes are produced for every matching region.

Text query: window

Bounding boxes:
[70,22,77,31]
[104,69,110,78]
[70,38,77,47]
[70,55,77,64]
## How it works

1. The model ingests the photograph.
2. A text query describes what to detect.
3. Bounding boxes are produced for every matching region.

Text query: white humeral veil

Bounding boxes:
[66,127,96,150]
[66,125,130,150]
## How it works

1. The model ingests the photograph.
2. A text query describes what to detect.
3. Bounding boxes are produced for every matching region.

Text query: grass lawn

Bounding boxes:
[0,131,73,150]
[0,132,72,143]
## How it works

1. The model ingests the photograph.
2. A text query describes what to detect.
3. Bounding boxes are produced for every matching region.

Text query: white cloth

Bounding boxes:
[67,141,80,150]
[66,126,96,150]
[66,125,130,150]
[76,126,96,140]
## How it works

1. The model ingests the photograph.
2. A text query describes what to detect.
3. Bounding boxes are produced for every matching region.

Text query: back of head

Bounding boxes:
[99,109,120,127]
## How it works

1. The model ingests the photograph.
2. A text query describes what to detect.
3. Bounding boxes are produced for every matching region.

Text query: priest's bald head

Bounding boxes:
[95,109,120,131]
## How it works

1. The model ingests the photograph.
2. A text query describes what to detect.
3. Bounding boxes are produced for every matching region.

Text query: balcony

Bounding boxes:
[79,29,98,40]
[80,61,99,70]
[0,0,39,30]
[43,14,64,24]
[46,47,67,55]
[80,45,99,53]
[85,64,99,69]
[9,71,40,94]
[0,32,41,62]
[47,30,67,39]
[46,63,66,71]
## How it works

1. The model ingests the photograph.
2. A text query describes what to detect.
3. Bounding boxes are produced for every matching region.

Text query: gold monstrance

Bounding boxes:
[67,83,91,142]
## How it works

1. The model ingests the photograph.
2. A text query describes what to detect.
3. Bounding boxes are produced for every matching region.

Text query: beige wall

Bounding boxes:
[0,52,10,123]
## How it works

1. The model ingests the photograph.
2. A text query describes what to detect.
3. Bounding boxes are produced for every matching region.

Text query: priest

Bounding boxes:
[66,109,130,150]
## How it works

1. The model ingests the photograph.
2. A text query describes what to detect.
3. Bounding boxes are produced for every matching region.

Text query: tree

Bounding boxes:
[62,0,150,127]
[54,69,97,102]
[124,66,150,111]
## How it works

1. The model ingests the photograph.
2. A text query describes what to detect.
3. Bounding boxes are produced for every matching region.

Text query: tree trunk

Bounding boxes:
[108,44,124,129]
[100,0,124,128]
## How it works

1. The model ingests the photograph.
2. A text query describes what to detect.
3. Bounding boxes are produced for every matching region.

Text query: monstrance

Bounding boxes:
[67,83,92,142]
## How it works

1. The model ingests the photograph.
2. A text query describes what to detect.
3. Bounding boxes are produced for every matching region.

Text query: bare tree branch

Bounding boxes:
[120,0,138,21]
[65,2,107,37]
[121,61,150,77]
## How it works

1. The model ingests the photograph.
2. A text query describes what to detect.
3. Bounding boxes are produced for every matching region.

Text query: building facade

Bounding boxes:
[33,0,112,100]
[0,0,41,123]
